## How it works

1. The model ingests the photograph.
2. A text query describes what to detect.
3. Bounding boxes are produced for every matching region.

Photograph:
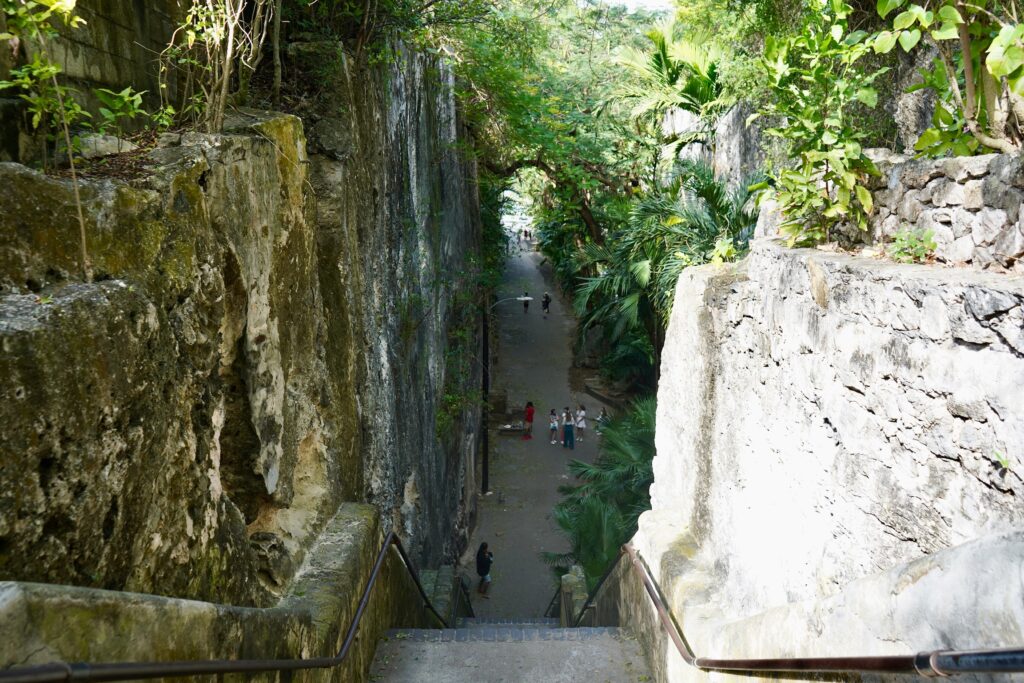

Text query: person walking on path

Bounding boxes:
[561,407,575,450]
[522,401,535,440]
[575,404,587,442]
[523,291,530,314]
[548,409,559,444]
[476,543,494,598]
[596,407,610,437]
[542,292,551,318]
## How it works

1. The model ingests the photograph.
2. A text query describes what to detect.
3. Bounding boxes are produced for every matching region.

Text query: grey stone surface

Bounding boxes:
[629,239,1024,681]
[758,152,1024,269]
[712,103,766,190]
[370,626,649,682]
[78,134,138,158]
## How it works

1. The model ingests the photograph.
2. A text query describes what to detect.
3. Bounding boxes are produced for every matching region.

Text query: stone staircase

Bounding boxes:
[369,617,650,682]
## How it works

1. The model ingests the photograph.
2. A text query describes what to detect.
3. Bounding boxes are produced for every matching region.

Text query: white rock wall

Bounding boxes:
[633,239,1024,681]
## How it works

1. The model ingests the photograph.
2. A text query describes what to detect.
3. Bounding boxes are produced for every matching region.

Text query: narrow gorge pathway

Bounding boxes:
[367,241,649,681]
[458,240,605,618]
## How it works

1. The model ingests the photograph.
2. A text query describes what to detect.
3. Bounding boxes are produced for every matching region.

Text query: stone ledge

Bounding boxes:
[0,504,434,682]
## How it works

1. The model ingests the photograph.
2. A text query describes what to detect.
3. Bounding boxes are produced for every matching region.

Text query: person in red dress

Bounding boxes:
[523,401,535,440]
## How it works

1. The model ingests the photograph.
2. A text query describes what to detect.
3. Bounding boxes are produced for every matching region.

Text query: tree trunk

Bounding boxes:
[272,0,282,105]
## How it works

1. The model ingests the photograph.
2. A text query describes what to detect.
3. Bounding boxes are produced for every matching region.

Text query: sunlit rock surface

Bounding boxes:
[630,239,1024,681]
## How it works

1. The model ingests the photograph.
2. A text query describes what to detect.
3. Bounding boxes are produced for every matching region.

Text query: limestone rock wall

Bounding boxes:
[0,44,481,603]
[631,239,1024,681]
[301,43,482,567]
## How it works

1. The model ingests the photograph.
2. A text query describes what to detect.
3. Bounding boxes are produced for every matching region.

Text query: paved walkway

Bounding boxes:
[458,241,606,618]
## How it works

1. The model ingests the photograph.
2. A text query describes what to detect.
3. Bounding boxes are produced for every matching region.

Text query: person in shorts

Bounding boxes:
[476,542,494,598]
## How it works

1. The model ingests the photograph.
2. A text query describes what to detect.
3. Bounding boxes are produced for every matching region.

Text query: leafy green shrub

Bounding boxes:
[94,86,147,139]
[753,0,888,245]
[889,226,937,263]
[874,0,1023,155]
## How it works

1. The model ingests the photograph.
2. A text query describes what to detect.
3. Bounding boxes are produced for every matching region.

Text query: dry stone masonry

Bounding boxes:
[870,153,1024,270]
[757,152,1024,272]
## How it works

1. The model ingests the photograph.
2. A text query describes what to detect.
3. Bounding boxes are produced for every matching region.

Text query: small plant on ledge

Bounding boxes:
[889,226,937,263]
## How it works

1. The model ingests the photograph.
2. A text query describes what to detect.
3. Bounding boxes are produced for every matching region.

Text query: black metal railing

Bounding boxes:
[620,542,1024,677]
[0,531,447,683]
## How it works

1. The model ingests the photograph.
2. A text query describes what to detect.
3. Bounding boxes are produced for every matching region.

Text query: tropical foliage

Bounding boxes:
[573,160,760,385]
[545,397,657,587]
[754,0,888,245]
[874,0,1023,154]
[614,20,726,150]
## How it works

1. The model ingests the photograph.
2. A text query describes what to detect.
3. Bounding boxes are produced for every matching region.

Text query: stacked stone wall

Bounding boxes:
[0,0,181,164]
[757,152,1024,273]
[869,153,1024,270]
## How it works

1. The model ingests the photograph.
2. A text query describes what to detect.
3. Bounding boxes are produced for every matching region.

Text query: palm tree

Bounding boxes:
[544,397,657,587]
[645,159,763,319]
[614,19,726,148]
[572,160,760,381]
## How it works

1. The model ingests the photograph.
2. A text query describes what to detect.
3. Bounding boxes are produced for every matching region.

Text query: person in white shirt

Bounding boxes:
[575,405,587,442]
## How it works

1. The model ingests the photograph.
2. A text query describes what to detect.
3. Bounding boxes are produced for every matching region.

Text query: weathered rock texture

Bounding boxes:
[628,240,1024,681]
[757,153,1024,272]
[0,504,439,683]
[0,45,481,604]
[870,153,1024,270]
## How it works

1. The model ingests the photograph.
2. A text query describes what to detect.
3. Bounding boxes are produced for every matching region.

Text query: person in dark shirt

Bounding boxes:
[523,291,530,314]
[476,542,494,598]
[541,292,551,318]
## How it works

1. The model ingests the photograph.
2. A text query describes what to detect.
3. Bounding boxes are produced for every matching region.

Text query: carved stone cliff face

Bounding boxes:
[631,240,1024,681]
[299,43,482,567]
[0,45,481,603]
[645,241,1023,615]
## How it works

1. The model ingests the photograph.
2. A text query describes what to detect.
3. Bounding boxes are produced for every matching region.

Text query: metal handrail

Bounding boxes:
[543,584,560,619]
[622,542,1024,677]
[571,547,626,627]
[0,531,447,683]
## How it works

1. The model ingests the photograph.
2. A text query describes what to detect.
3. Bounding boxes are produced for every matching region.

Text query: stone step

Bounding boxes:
[455,617,559,628]
[371,627,649,682]
[382,626,622,642]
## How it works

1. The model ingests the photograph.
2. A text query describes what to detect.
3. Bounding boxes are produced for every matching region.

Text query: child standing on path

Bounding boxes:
[522,401,535,440]
[523,291,530,314]
[542,292,551,318]
[548,409,559,444]
[561,407,575,450]
[575,404,587,442]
